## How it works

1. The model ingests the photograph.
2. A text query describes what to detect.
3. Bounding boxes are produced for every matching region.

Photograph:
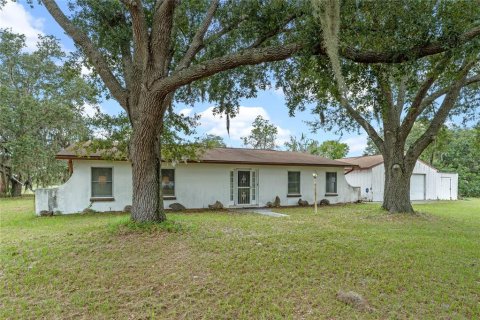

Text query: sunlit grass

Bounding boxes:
[1,197,479,319]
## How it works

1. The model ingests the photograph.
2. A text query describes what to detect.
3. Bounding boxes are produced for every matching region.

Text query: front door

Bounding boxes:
[237,170,251,205]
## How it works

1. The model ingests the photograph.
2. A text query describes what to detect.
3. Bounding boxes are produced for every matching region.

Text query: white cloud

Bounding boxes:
[0,2,45,51]
[178,107,193,117]
[264,84,285,97]
[198,106,291,146]
[342,134,368,155]
[81,65,93,77]
[275,127,292,145]
[82,103,102,118]
[273,87,285,97]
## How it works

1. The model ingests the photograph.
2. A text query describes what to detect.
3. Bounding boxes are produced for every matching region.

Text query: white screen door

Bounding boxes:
[237,170,251,205]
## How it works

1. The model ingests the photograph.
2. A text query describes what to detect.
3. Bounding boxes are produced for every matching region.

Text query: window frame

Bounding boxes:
[91,167,114,201]
[161,168,176,200]
[325,172,338,195]
[287,171,301,196]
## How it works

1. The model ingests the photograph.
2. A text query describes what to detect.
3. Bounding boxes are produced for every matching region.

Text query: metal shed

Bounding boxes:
[342,155,458,202]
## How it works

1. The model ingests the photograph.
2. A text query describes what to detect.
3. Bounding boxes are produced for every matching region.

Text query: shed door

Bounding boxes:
[410,174,426,200]
[439,177,452,200]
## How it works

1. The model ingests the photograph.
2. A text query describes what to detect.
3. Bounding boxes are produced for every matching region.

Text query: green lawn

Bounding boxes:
[1,198,479,319]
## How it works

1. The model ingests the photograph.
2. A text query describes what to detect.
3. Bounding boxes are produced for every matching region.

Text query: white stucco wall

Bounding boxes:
[35,160,360,214]
[342,169,373,201]
[344,160,458,202]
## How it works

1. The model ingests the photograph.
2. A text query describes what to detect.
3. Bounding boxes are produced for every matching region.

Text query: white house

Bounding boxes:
[342,155,458,202]
[35,147,361,214]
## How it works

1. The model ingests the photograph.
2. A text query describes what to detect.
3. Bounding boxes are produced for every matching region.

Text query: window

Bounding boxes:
[91,167,113,198]
[326,172,337,194]
[288,171,301,195]
[251,170,256,201]
[230,171,234,201]
[161,169,175,197]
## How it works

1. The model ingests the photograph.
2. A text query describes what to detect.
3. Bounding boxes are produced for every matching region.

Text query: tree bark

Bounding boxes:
[382,152,415,213]
[129,95,166,223]
[0,165,8,195]
[10,178,22,197]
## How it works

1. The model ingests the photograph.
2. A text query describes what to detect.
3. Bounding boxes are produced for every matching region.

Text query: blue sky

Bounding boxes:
[0,1,371,156]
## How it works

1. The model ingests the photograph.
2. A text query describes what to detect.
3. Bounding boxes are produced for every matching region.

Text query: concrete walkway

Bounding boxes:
[230,208,288,217]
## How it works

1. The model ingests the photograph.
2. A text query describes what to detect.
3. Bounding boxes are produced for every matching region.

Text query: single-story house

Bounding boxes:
[341,155,458,202]
[35,147,361,215]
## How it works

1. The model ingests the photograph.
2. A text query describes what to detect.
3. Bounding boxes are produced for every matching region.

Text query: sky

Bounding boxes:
[0,1,371,156]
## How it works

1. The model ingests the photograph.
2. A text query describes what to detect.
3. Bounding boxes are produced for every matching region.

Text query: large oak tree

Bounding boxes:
[0,30,95,196]
[278,0,480,213]
[38,0,477,221]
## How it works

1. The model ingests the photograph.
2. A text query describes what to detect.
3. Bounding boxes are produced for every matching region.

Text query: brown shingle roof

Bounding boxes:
[57,145,355,167]
[341,154,440,171]
[339,154,384,169]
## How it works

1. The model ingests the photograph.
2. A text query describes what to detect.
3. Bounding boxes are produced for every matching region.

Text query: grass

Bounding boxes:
[1,198,479,319]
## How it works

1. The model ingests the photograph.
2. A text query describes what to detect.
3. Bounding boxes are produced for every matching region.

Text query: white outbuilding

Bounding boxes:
[341,155,458,202]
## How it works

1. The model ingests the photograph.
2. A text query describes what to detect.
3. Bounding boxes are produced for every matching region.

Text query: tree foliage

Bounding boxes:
[284,134,348,159]
[438,126,480,198]
[284,134,314,153]
[0,30,95,194]
[311,140,349,159]
[277,0,480,213]
[201,134,226,148]
[242,115,278,149]
[87,110,219,164]
[38,0,313,221]
[37,0,480,220]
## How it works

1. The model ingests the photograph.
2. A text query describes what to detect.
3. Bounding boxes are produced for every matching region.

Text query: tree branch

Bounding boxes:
[153,43,302,94]
[420,73,480,108]
[177,0,219,70]
[151,0,176,73]
[122,0,149,70]
[203,15,248,47]
[399,56,451,140]
[41,0,128,109]
[407,61,477,162]
[395,75,407,119]
[338,26,480,64]
[247,13,299,49]
[373,67,395,128]
[340,96,385,154]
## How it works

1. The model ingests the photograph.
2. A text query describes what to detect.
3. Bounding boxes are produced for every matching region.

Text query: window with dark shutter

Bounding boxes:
[288,171,301,195]
[326,172,337,194]
[161,169,175,198]
[91,167,113,198]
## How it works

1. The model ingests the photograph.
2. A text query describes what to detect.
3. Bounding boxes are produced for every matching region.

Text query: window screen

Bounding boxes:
[91,167,113,197]
[161,169,175,196]
[288,171,301,194]
[326,172,337,193]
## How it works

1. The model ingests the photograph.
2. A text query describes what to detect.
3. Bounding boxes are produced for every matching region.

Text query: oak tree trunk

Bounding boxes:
[0,166,7,195]
[382,153,415,213]
[129,95,166,223]
[11,178,22,197]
